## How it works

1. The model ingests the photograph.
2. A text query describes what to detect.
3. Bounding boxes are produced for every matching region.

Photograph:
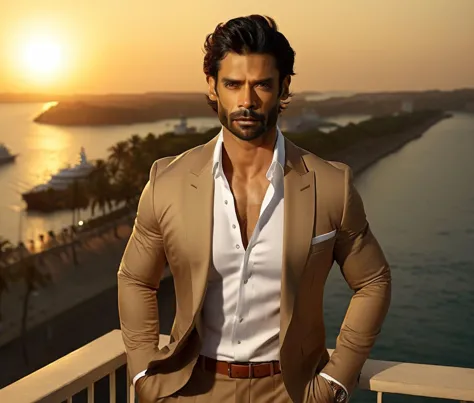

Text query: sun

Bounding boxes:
[20,36,64,82]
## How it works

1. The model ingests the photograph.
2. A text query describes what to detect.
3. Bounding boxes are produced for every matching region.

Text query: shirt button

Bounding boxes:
[239,317,244,323]
[236,244,240,249]
[224,200,228,205]
[243,279,248,284]
[232,224,236,229]
[237,341,241,344]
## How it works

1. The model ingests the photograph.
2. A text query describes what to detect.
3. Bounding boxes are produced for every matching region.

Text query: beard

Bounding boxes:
[217,102,280,142]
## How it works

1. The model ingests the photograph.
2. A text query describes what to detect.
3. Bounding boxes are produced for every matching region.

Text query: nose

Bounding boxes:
[238,85,257,109]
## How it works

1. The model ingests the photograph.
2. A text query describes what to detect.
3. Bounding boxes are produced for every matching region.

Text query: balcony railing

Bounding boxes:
[0,329,473,403]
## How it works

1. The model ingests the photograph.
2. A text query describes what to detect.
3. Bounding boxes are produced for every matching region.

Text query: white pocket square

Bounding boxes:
[311,229,337,245]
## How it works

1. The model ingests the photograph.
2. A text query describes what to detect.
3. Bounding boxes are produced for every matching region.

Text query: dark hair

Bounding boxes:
[203,15,296,114]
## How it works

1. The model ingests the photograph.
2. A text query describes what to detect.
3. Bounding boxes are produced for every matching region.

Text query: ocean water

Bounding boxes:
[323,112,474,402]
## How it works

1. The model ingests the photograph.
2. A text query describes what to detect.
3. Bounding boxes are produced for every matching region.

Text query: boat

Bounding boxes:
[0,144,17,165]
[22,147,95,212]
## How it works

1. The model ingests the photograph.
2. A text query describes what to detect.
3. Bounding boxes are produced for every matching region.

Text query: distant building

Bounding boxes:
[278,108,338,133]
[174,116,197,135]
[401,99,414,113]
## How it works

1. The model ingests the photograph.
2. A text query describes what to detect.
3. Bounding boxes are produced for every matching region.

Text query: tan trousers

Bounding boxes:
[153,364,334,403]
[155,364,293,403]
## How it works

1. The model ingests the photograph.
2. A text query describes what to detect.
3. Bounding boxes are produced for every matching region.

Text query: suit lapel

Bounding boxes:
[280,140,316,346]
[183,137,218,320]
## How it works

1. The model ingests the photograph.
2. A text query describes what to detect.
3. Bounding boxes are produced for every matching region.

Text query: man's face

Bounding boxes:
[208,52,289,142]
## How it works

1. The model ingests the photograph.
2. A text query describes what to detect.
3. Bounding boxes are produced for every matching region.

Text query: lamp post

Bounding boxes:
[71,179,78,267]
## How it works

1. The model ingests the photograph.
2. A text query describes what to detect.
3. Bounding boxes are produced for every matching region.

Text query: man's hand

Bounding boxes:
[134,375,150,401]
[305,374,335,403]
[135,376,146,391]
[316,375,335,403]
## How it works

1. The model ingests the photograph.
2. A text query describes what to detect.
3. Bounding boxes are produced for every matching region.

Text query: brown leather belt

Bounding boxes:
[198,355,281,379]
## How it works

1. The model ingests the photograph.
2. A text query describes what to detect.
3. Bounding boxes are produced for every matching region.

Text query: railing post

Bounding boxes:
[127,368,136,403]
[87,383,94,403]
[109,370,116,403]
[377,392,383,403]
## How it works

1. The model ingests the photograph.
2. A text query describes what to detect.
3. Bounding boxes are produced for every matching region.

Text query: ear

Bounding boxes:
[207,76,218,101]
[280,76,291,100]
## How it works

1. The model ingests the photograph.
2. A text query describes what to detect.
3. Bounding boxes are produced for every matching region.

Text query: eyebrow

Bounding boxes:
[221,77,274,85]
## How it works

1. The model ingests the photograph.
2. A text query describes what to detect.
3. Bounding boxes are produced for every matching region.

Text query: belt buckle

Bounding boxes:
[227,362,254,378]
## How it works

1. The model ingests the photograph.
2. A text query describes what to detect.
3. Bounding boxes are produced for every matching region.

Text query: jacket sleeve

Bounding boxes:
[117,160,168,384]
[321,166,392,394]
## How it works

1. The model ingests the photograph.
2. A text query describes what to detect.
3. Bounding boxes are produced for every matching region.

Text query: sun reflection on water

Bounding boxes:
[28,123,73,184]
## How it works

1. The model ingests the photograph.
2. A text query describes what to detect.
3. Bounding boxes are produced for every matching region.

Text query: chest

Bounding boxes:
[212,172,283,247]
[230,176,270,246]
[211,175,284,278]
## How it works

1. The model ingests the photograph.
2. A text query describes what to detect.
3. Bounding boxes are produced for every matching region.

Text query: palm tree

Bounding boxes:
[113,174,140,209]
[143,132,156,150]
[16,255,51,365]
[87,159,119,238]
[108,140,130,175]
[107,140,133,208]
[128,134,142,154]
[127,134,150,187]
[64,180,89,267]
[88,159,113,216]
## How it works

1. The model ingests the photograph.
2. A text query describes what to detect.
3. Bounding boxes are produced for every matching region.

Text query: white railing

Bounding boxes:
[0,330,473,403]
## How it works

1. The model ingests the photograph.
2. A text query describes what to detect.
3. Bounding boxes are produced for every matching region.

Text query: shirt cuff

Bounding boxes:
[132,369,147,386]
[319,372,349,399]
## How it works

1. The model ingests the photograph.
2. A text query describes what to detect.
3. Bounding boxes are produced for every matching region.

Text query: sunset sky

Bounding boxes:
[1,0,473,95]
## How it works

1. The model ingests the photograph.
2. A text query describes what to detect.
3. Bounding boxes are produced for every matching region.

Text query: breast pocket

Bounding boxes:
[309,229,337,255]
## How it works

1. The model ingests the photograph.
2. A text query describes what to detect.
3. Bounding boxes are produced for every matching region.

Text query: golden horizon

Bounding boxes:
[1,0,473,94]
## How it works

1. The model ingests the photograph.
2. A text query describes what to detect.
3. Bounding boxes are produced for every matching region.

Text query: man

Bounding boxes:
[118,14,391,403]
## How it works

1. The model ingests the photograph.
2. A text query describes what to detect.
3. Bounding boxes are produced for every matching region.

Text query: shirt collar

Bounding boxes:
[212,126,285,181]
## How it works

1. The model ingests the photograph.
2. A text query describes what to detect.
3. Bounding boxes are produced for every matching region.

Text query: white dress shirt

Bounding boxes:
[200,127,285,362]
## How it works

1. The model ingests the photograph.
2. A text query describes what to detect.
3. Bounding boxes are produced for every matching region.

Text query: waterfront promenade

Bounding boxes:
[0,219,133,348]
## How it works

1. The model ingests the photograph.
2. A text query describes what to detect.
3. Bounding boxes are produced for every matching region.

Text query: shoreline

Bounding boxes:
[28,88,473,126]
[327,114,448,177]
[0,114,447,351]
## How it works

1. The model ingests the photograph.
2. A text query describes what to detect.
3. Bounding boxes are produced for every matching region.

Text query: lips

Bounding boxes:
[235,119,259,126]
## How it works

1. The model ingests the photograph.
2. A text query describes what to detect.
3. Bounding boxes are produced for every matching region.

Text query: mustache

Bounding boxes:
[229,109,264,121]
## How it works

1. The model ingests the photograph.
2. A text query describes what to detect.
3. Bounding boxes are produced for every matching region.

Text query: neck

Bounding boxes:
[222,126,278,179]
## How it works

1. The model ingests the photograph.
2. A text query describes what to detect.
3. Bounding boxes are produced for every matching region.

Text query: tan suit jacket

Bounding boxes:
[117,135,391,403]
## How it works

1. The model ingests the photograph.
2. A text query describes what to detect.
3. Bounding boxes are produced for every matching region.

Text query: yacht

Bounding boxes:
[22,147,95,212]
[0,144,17,165]
[45,147,94,190]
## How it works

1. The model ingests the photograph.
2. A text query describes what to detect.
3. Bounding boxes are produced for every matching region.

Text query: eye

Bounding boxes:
[224,82,239,89]
[257,82,271,90]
